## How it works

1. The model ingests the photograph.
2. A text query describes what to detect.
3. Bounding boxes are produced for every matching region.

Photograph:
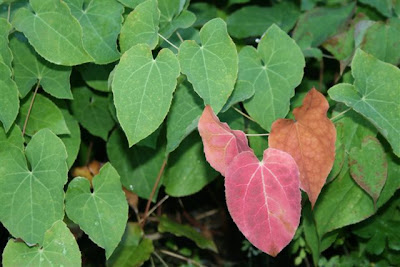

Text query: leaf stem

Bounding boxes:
[158,33,179,51]
[139,195,169,224]
[245,133,269,137]
[233,107,256,122]
[7,4,11,22]
[330,108,351,122]
[22,81,40,137]
[159,249,204,267]
[176,32,184,43]
[141,158,168,227]
[152,251,169,267]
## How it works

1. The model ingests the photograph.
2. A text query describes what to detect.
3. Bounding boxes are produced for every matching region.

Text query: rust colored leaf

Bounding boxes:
[269,88,336,207]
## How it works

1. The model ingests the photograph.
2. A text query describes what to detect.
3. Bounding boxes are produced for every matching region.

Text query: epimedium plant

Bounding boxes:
[0,0,399,266]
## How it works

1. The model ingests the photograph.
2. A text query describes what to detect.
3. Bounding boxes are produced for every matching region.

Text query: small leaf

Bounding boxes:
[119,0,160,53]
[158,0,196,38]
[269,88,336,207]
[0,61,19,132]
[65,163,128,259]
[178,18,238,113]
[198,105,251,176]
[349,136,387,204]
[158,215,217,252]
[0,128,68,245]
[10,33,72,99]
[12,0,93,65]
[112,44,180,146]
[225,148,301,256]
[2,221,81,266]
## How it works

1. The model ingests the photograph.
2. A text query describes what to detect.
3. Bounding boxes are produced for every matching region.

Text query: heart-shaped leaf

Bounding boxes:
[0,61,19,132]
[225,148,301,256]
[269,88,336,207]
[198,105,251,176]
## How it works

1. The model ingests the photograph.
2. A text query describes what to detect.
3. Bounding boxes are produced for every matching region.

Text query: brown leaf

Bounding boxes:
[71,160,102,187]
[123,187,139,211]
[269,88,336,207]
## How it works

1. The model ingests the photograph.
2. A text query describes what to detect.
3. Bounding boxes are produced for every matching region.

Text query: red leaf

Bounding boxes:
[225,148,301,256]
[269,88,336,207]
[198,105,251,176]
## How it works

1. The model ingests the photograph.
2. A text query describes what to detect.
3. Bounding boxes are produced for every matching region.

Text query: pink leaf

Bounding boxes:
[225,148,301,256]
[198,105,251,176]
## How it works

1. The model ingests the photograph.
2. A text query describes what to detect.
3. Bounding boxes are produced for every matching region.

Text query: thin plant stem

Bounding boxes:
[141,158,168,227]
[176,32,184,43]
[245,133,269,137]
[330,108,351,122]
[152,251,169,267]
[158,33,179,50]
[22,81,40,137]
[233,107,256,122]
[159,249,204,267]
[139,195,169,224]
[7,4,11,22]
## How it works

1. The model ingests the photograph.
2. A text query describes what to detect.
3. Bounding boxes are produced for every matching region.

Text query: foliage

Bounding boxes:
[0,0,399,266]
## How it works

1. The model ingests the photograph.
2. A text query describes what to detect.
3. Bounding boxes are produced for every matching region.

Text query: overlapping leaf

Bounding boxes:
[178,18,238,113]
[225,148,301,256]
[78,63,114,92]
[0,61,19,132]
[112,44,180,146]
[241,24,305,131]
[59,109,81,169]
[158,0,196,38]
[0,18,12,69]
[65,163,128,259]
[269,88,336,207]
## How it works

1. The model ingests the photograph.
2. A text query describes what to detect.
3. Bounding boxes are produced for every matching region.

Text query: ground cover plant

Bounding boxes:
[0,0,399,266]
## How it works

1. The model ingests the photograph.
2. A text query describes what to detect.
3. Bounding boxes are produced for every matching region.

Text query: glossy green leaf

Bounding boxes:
[164,132,218,197]
[242,24,305,131]
[0,61,19,132]
[71,86,115,140]
[158,0,196,38]
[227,2,300,39]
[158,215,218,252]
[359,0,395,17]
[119,0,159,53]
[166,80,203,153]
[2,221,81,266]
[78,63,114,92]
[107,223,154,267]
[0,128,68,245]
[328,49,400,157]
[178,18,238,113]
[0,18,12,69]
[60,109,81,169]
[65,0,123,64]
[16,93,69,136]
[12,0,93,66]
[10,34,72,99]
[107,128,165,201]
[65,163,128,259]
[112,44,180,146]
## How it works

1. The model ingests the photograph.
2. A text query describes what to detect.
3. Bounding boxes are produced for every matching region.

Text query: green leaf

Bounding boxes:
[160,27,200,52]
[107,223,154,267]
[227,2,300,39]
[0,61,19,132]
[119,0,160,53]
[65,163,128,259]
[12,0,93,66]
[64,0,123,64]
[359,0,395,17]
[0,18,12,69]
[107,128,165,201]
[377,152,400,209]
[188,3,217,28]
[136,124,161,149]
[0,124,24,152]
[0,128,68,245]
[361,18,400,65]
[158,215,218,252]
[71,86,115,140]
[158,0,196,38]
[328,49,400,157]
[178,18,238,113]
[117,0,145,9]
[221,80,254,113]
[60,109,81,169]
[16,93,69,136]
[2,221,81,266]
[326,123,345,183]
[9,33,72,99]
[246,120,268,160]
[349,136,387,204]
[77,63,114,92]
[166,80,203,153]
[112,44,180,146]
[164,132,218,197]
[242,24,305,131]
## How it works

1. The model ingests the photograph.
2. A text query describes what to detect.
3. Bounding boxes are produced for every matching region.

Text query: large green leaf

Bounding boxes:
[2,221,81,266]
[328,49,400,157]
[227,2,300,39]
[0,61,19,132]
[0,128,68,245]
[60,109,81,169]
[158,0,196,38]
[65,163,128,259]
[65,0,123,64]
[164,132,218,197]
[166,80,203,153]
[9,34,72,99]
[242,24,305,131]
[178,18,238,113]
[12,0,93,66]
[107,128,165,201]
[119,0,160,53]
[0,18,12,69]
[112,44,180,146]
[107,223,154,267]
[71,86,115,140]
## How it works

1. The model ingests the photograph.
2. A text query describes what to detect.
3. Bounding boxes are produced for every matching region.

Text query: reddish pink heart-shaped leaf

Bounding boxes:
[198,105,251,176]
[225,148,301,256]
